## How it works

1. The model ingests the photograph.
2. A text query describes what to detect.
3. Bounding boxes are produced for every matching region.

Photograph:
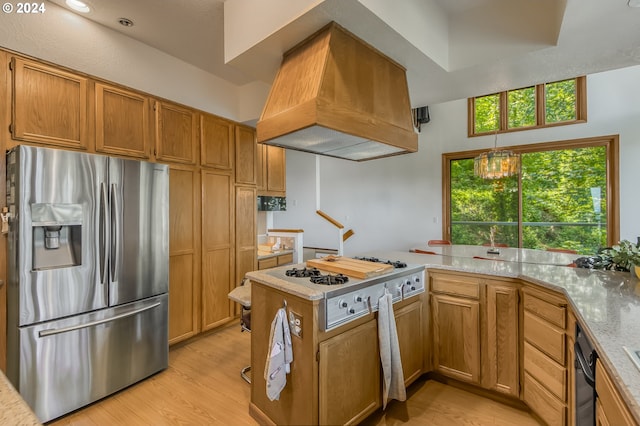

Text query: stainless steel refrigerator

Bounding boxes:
[5,145,169,423]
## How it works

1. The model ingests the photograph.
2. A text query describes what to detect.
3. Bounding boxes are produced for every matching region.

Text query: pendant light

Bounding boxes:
[473,130,520,179]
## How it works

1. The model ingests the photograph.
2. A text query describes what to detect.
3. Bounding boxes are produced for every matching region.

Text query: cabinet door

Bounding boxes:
[319,319,381,426]
[484,284,519,397]
[168,167,200,344]
[432,293,480,384]
[266,145,286,194]
[256,143,266,191]
[154,100,198,164]
[95,82,150,158]
[11,57,88,149]
[257,144,286,196]
[201,113,234,170]
[234,185,256,315]
[201,170,234,330]
[395,299,424,387]
[235,124,257,185]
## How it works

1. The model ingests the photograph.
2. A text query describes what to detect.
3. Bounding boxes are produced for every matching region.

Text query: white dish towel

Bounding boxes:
[264,307,293,401]
[378,288,406,409]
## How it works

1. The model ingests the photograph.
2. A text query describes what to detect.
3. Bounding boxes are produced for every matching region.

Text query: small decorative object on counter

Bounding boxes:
[574,239,640,272]
[487,225,500,255]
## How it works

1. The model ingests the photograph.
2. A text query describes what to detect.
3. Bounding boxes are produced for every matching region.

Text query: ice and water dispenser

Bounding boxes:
[31,203,82,270]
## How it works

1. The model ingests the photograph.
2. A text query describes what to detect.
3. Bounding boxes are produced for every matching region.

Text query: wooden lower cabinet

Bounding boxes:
[596,360,637,426]
[201,170,234,331]
[168,167,200,344]
[484,283,519,397]
[395,299,424,386]
[249,284,424,426]
[431,293,481,384]
[522,285,569,426]
[319,319,381,425]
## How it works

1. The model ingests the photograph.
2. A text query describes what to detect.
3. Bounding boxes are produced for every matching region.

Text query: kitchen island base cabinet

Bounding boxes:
[395,299,425,387]
[248,277,426,426]
[319,319,381,426]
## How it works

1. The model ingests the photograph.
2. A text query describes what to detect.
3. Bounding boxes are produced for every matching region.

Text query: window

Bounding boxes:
[443,136,619,255]
[468,77,586,137]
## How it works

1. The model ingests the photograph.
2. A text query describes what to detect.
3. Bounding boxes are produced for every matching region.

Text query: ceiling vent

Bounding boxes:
[256,22,418,161]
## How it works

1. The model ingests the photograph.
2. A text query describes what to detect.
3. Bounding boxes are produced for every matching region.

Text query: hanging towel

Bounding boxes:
[378,289,406,409]
[264,307,293,401]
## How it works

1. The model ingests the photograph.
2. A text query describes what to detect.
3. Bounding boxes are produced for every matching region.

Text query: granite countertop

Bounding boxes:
[246,245,640,422]
[0,370,41,425]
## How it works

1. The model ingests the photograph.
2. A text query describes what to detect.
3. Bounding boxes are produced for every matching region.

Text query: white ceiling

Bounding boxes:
[47,0,640,108]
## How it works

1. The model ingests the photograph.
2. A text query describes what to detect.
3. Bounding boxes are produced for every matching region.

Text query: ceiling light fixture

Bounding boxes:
[473,131,520,179]
[118,17,134,27]
[629,0,640,7]
[65,0,90,13]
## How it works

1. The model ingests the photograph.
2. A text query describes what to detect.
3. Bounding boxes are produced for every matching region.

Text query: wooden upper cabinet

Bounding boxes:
[266,145,286,193]
[11,57,89,149]
[154,100,198,164]
[95,82,150,158]
[200,113,234,170]
[257,143,286,196]
[235,124,257,185]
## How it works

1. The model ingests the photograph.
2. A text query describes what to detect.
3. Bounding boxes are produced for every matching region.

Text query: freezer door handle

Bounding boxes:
[99,183,109,285]
[38,302,162,337]
[110,183,120,281]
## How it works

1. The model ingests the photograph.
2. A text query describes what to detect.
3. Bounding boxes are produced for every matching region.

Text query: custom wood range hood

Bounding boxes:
[256,22,418,161]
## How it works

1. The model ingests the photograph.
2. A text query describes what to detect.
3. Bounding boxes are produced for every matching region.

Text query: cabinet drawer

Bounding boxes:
[258,257,278,270]
[277,253,293,266]
[524,310,565,365]
[596,361,637,426]
[524,341,566,400]
[524,372,566,426]
[430,273,479,299]
[523,293,566,329]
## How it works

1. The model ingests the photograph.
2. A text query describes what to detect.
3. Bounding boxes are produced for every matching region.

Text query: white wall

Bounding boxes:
[274,65,640,254]
[0,2,268,122]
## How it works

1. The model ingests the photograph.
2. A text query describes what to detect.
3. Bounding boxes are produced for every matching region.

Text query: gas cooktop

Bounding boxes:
[267,258,426,331]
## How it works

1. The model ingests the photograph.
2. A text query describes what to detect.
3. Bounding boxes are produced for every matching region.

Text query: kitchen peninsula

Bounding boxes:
[245,245,640,425]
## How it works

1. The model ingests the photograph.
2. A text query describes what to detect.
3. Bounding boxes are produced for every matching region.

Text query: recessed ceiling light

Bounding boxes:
[65,0,90,13]
[118,17,134,27]
[629,0,640,7]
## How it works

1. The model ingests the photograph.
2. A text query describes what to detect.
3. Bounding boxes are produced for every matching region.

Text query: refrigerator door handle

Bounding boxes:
[99,183,109,285]
[110,183,120,281]
[38,302,162,337]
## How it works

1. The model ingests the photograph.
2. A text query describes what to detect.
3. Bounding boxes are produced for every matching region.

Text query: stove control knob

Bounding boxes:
[354,295,363,303]
[405,279,416,291]
[348,307,355,315]
[339,300,348,309]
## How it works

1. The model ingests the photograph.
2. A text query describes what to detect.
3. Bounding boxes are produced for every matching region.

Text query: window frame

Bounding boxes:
[441,135,620,248]
[467,76,587,137]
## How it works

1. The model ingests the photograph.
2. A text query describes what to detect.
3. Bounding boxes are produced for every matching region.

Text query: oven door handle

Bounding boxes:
[575,341,596,388]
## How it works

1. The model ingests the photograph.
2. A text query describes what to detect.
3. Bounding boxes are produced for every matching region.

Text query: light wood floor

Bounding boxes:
[50,323,541,425]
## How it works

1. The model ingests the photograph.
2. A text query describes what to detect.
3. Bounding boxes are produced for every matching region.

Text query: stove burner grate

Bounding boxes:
[309,274,349,285]
[353,256,407,269]
[285,267,321,278]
